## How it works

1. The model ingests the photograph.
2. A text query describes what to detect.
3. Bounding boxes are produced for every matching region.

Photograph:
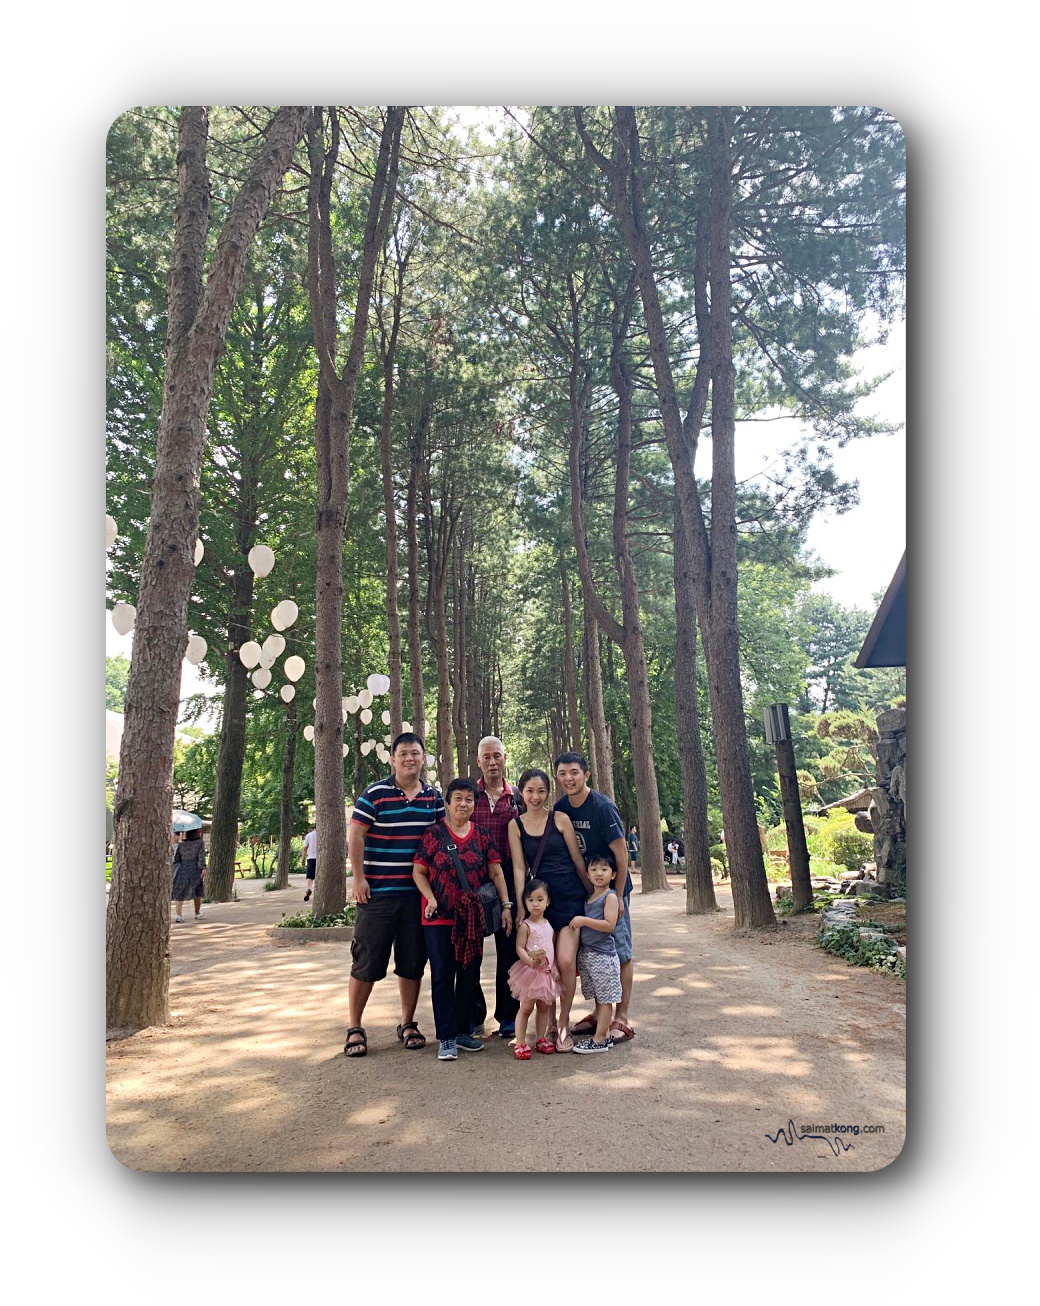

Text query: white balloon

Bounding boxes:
[345,696,360,714]
[271,599,299,630]
[239,640,262,669]
[360,740,372,755]
[252,667,272,689]
[384,735,392,745]
[263,634,286,659]
[360,708,373,725]
[193,538,204,566]
[381,675,392,694]
[426,754,435,766]
[185,634,207,665]
[401,721,411,733]
[105,515,117,548]
[258,651,276,670]
[367,673,383,694]
[284,655,305,682]
[303,725,315,742]
[377,746,390,763]
[424,720,431,735]
[358,689,373,709]
[343,744,349,757]
[248,545,275,578]
[280,684,295,703]
[111,603,136,636]
[381,710,391,725]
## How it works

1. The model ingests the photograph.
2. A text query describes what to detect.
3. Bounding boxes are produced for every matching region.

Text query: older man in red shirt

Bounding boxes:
[472,735,523,1039]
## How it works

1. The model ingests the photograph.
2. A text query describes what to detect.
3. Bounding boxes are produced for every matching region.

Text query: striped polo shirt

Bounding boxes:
[350,776,445,894]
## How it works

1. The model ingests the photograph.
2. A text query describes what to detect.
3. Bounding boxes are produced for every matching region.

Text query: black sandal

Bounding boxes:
[396,1020,426,1050]
[344,1026,367,1057]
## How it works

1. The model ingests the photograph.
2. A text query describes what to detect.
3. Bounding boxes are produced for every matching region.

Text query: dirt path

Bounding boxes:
[106,874,905,1173]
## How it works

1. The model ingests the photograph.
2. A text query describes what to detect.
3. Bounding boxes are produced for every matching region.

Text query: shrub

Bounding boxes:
[276,903,357,929]
[818,923,904,979]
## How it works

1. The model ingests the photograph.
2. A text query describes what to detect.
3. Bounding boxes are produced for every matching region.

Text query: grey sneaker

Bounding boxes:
[438,1039,458,1060]
[455,1034,484,1052]
[572,1037,612,1054]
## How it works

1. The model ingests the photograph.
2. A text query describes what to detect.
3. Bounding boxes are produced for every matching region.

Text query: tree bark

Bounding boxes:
[307,106,404,920]
[582,609,613,799]
[575,104,774,928]
[561,568,582,750]
[107,105,307,1034]
[405,453,427,744]
[274,688,299,891]
[376,248,406,740]
[673,492,717,913]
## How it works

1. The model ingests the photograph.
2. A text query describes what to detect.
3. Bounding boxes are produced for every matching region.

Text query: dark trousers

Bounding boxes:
[424,925,485,1041]
[469,922,520,1029]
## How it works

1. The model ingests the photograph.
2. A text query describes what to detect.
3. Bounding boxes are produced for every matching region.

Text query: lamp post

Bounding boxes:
[764,704,813,912]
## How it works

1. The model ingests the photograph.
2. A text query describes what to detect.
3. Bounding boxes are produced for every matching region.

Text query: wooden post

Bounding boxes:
[765,705,813,912]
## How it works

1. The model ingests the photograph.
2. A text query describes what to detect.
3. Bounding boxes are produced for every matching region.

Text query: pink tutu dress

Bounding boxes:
[508,917,563,1003]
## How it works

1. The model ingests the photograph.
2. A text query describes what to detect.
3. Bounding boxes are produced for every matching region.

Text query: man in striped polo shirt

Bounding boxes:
[344,733,445,1057]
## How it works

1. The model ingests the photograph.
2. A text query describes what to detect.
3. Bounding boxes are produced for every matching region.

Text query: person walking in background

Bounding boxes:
[626,824,640,870]
[472,736,523,1040]
[172,828,206,923]
[302,824,317,901]
[343,733,444,1059]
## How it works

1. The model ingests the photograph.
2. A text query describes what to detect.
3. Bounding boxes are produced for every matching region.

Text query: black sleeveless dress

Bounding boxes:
[517,814,587,933]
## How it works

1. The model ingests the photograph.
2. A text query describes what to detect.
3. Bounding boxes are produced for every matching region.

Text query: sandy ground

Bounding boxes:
[106,873,906,1173]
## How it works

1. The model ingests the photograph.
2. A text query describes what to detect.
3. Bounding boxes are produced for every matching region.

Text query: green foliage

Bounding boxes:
[106,656,131,712]
[817,922,905,979]
[276,903,357,928]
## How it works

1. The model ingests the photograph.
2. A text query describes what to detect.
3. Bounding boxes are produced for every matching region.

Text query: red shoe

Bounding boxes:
[514,1043,532,1060]
[534,1038,556,1055]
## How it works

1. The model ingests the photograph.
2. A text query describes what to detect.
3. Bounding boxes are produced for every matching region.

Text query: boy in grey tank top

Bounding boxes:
[568,855,621,1053]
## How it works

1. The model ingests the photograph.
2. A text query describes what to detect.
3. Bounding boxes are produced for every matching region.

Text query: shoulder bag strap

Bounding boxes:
[439,824,473,895]
[528,814,554,880]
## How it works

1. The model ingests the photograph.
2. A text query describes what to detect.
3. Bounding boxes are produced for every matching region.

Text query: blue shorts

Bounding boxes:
[613,883,632,963]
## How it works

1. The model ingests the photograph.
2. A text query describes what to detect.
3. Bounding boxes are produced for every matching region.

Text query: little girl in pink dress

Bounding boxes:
[508,878,563,1059]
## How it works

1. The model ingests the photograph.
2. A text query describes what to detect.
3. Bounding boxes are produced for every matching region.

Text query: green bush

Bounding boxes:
[710,857,726,880]
[276,903,357,929]
[818,923,904,979]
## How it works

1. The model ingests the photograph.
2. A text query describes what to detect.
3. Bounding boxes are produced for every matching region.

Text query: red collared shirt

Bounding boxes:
[473,777,523,873]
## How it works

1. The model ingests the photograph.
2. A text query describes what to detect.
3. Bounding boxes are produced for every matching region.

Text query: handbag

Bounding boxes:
[439,827,502,937]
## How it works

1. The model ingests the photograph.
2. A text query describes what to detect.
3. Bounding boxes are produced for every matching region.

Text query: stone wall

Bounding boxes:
[870,706,906,889]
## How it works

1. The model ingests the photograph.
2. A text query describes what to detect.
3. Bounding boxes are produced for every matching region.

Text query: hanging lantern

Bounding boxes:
[280,684,295,703]
[263,634,286,660]
[239,641,262,669]
[105,515,117,548]
[185,634,207,665]
[271,599,299,630]
[284,655,305,682]
[248,545,275,578]
[360,708,373,725]
[111,603,136,636]
[303,725,315,742]
[194,539,204,566]
[358,689,373,709]
[252,667,272,690]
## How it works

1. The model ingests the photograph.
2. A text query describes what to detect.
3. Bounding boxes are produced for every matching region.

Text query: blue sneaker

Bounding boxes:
[497,1022,515,1039]
[455,1034,484,1052]
[438,1039,458,1060]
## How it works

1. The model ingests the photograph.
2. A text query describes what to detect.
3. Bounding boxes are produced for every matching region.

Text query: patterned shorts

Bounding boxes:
[578,947,622,1005]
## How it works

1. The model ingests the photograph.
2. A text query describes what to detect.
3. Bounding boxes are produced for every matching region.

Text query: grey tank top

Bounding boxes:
[580,890,618,954]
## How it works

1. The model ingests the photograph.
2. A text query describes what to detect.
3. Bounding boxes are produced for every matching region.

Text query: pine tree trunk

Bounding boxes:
[378,298,404,739]
[673,494,716,913]
[207,561,254,902]
[274,690,298,890]
[405,458,426,742]
[106,105,307,1034]
[561,569,582,750]
[582,612,613,799]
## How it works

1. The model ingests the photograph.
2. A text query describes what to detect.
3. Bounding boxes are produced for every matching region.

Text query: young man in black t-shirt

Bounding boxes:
[553,751,635,1043]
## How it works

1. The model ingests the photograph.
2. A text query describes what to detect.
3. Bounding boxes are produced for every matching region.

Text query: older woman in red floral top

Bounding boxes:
[413,778,513,1061]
